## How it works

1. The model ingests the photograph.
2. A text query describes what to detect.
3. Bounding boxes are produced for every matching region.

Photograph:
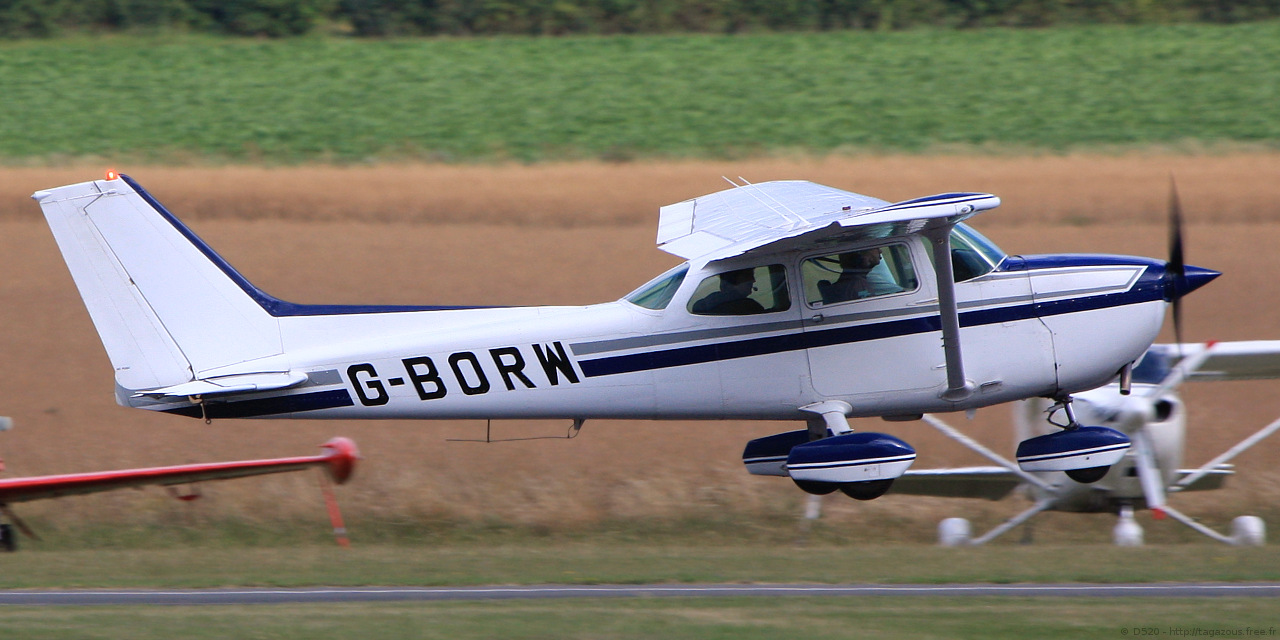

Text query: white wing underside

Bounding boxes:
[656,180,1001,262]
[1152,341,1280,381]
[895,465,1231,501]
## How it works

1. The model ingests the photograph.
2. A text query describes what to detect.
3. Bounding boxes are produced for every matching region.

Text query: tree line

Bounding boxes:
[3,0,1277,38]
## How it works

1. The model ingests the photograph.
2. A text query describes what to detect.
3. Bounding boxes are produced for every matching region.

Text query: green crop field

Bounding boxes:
[2,22,1278,164]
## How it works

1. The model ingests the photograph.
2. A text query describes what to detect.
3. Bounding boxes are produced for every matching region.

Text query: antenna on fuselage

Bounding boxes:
[446,419,585,443]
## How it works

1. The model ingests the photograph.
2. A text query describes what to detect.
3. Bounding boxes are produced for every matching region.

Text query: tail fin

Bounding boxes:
[34,175,282,393]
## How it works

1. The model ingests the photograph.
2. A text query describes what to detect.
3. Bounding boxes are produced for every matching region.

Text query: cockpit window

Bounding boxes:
[688,265,790,316]
[802,243,918,306]
[625,264,688,310]
[925,223,1006,282]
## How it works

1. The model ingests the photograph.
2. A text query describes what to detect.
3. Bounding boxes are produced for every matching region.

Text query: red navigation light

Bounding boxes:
[106,170,119,181]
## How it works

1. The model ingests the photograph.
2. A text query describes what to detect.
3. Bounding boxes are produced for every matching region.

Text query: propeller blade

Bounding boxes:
[1168,178,1185,278]
[1167,177,1187,348]
[1130,431,1167,519]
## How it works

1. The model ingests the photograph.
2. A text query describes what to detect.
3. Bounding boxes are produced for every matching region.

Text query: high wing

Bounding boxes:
[890,464,1231,501]
[659,180,1003,401]
[1136,341,1280,383]
[0,438,357,504]
[656,180,1001,262]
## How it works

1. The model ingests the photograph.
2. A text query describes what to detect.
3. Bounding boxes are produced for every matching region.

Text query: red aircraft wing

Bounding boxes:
[0,437,358,504]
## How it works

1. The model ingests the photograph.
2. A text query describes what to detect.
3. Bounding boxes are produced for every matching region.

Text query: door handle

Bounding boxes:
[810,314,824,323]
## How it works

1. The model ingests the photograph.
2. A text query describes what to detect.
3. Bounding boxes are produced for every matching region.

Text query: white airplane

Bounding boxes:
[34,174,1218,502]
[894,341,1280,546]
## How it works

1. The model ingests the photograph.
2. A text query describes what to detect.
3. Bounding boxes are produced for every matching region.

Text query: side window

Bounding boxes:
[802,244,918,307]
[688,265,790,316]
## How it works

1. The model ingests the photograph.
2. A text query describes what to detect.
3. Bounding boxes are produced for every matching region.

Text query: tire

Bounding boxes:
[793,480,840,495]
[1066,466,1110,483]
[840,479,894,501]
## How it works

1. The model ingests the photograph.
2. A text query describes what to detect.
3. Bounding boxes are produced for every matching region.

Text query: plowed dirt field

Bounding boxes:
[3,154,1279,541]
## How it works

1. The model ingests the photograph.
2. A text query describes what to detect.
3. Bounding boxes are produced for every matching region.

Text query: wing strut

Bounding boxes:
[925,224,975,401]
[922,414,1054,492]
[1172,414,1280,493]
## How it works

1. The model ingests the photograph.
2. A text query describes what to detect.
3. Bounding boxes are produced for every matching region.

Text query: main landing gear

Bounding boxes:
[741,401,917,501]
[1014,396,1131,483]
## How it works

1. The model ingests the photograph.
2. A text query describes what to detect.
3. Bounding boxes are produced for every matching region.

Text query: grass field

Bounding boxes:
[2,23,1279,163]
[0,543,1277,639]
[3,543,1279,588]
[2,597,1273,640]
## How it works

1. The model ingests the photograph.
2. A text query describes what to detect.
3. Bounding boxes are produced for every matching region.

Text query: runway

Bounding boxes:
[3,583,1279,606]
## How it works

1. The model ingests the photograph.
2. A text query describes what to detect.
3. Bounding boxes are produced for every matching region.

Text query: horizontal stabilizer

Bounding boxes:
[132,371,309,399]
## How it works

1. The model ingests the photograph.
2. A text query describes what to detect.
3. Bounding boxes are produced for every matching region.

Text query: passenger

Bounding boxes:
[820,247,900,304]
[692,269,765,316]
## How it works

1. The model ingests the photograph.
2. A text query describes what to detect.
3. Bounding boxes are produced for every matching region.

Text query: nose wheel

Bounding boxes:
[1065,466,1111,483]
[1015,396,1130,482]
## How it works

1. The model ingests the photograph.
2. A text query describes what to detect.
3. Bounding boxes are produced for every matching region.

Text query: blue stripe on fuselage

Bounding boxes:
[578,261,1167,379]
[161,389,355,419]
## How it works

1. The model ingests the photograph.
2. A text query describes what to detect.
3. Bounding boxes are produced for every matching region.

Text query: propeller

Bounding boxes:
[1161,177,1220,346]
[1124,342,1217,517]
[1167,177,1186,348]
[1130,429,1167,518]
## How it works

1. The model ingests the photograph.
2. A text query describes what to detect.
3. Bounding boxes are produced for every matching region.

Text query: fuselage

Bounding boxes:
[124,225,1186,425]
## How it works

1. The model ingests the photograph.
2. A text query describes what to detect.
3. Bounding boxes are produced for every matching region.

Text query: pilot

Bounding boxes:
[820,247,900,304]
[692,269,765,316]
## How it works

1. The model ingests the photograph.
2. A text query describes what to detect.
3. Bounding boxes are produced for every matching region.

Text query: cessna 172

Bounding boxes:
[890,341,1280,546]
[34,174,1218,502]
[0,415,357,550]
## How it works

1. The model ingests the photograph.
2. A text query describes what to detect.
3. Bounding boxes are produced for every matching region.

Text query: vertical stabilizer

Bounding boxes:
[34,175,282,393]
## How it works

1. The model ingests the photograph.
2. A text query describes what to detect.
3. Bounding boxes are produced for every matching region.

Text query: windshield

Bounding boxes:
[928,223,1007,281]
[624,264,688,310]
[953,223,1006,268]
